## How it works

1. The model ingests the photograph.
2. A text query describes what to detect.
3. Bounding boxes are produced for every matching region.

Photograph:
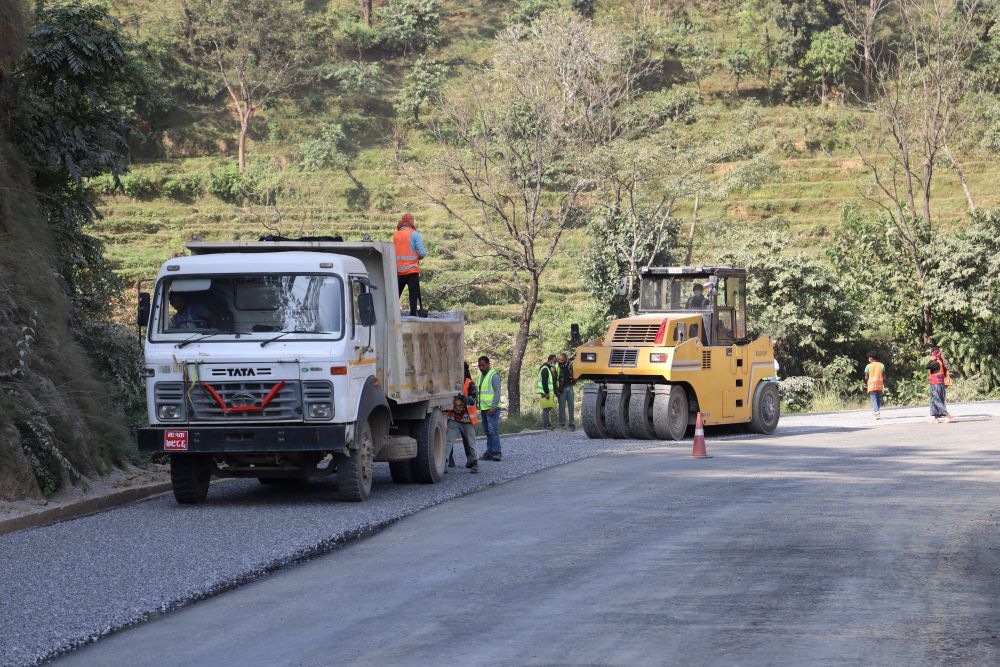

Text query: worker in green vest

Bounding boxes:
[477,355,503,461]
[537,354,558,429]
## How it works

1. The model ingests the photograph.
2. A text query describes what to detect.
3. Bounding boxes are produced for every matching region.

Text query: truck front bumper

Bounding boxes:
[137,424,348,454]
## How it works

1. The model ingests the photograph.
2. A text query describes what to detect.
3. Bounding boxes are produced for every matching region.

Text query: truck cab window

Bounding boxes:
[350,277,369,338]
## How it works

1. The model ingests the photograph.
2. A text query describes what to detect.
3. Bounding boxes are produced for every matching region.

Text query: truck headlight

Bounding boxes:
[157,404,183,421]
[307,403,334,420]
[649,353,667,363]
[580,352,597,362]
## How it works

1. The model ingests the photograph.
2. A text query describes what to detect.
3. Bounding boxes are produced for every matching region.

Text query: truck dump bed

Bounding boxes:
[185,241,464,408]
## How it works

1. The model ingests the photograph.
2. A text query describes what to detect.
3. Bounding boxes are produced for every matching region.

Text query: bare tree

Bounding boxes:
[854,0,981,343]
[400,12,652,415]
[837,0,891,99]
[192,0,312,172]
[587,104,776,316]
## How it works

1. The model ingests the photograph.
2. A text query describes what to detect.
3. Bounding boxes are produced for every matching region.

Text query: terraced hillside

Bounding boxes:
[91,0,1000,399]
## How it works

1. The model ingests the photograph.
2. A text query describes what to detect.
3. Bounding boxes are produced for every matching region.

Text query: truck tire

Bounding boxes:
[581,383,609,439]
[170,455,212,504]
[338,420,375,501]
[749,381,780,434]
[653,385,688,441]
[604,383,633,439]
[628,384,656,440]
[389,460,414,484]
[411,409,446,484]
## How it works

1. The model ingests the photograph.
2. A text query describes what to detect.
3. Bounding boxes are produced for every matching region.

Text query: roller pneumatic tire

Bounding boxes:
[581,383,610,439]
[628,384,656,440]
[170,455,212,504]
[337,420,374,501]
[749,381,781,434]
[652,385,689,441]
[604,384,633,439]
[411,409,447,484]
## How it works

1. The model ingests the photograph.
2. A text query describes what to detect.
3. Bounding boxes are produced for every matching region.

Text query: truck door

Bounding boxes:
[348,276,376,407]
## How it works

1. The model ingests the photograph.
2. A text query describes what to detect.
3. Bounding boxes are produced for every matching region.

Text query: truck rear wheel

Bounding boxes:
[338,420,374,501]
[604,383,633,439]
[170,455,212,504]
[628,385,656,440]
[581,383,609,439]
[749,382,780,434]
[653,385,688,441]
[411,409,446,484]
[389,460,414,484]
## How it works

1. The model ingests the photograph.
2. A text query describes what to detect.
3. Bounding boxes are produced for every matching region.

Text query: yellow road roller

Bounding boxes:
[572,266,779,440]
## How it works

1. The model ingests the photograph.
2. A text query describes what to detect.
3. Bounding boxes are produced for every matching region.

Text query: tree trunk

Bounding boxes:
[181,0,197,57]
[361,0,373,26]
[507,275,540,417]
[238,115,250,173]
[684,193,700,264]
[862,40,872,99]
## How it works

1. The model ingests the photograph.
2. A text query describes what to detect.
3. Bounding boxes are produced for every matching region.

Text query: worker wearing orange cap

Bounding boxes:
[392,212,426,316]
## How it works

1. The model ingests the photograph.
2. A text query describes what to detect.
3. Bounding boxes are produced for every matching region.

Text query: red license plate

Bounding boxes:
[164,430,189,451]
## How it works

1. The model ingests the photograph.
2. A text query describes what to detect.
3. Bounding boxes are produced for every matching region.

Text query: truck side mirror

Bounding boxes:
[570,323,581,347]
[137,292,151,328]
[358,292,377,327]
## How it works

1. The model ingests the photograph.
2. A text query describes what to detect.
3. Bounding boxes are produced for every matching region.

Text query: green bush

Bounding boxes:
[337,19,382,53]
[119,171,158,199]
[779,376,816,412]
[162,173,204,201]
[88,173,117,195]
[207,166,246,203]
[376,0,442,54]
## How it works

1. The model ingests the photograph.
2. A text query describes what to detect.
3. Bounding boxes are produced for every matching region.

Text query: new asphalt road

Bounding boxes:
[52,403,1000,666]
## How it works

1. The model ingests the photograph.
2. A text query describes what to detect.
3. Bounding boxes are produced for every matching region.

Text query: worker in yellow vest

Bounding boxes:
[537,354,558,429]
[392,212,426,316]
[864,352,886,420]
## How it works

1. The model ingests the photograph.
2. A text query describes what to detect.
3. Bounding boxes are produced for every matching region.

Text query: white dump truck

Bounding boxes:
[136,240,463,503]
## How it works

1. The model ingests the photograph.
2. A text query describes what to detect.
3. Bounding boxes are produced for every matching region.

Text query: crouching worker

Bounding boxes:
[446,395,479,473]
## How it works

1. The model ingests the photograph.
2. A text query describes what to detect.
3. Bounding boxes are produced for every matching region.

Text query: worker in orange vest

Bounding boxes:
[864,351,885,420]
[446,363,480,473]
[392,212,426,316]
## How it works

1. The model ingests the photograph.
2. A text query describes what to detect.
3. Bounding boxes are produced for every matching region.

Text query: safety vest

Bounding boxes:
[463,377,479,425]
[478,368,499,410]
[536,364,554,396]
[393,226,420,275]
[929,360,948,385]
[866,362,885,393]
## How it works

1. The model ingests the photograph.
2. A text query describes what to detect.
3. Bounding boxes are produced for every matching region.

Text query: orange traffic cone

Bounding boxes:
[691,412,712,459]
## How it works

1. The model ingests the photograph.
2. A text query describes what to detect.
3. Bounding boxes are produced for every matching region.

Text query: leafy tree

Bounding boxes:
[376,0,442,55]
[772,0,841,98]
[394,56,448,122]
[190,0,313,172]
[676,33,715,95]
[726,44,753,95]
[924,210,1000,389]
[802,26,855,103]
[8,1,155,318]
[721,227,856,375]
[327,61,387,96]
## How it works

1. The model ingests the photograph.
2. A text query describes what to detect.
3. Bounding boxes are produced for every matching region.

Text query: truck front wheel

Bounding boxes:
[170,455,212,504]
[338,420,375,501]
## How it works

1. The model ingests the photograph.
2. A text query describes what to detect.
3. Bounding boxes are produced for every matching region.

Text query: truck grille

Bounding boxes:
[611,324,660,344]
[189,381,301,421]
[609,349,639,367]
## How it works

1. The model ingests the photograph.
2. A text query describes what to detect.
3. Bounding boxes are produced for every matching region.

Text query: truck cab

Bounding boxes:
[138,241,463,504]
[574,266,779,440]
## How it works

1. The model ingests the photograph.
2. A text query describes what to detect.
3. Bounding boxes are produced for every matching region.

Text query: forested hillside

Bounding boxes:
[3,0,1000,499]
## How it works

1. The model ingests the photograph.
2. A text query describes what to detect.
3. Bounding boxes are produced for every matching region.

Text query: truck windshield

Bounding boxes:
[639,276,714,312]
[152,274,344,342]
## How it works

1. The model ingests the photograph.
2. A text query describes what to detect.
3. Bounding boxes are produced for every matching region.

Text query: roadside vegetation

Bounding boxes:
[3,0,1000,496]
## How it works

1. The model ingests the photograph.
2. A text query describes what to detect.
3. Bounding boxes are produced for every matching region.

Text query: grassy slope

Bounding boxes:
[91,0,1000,400]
